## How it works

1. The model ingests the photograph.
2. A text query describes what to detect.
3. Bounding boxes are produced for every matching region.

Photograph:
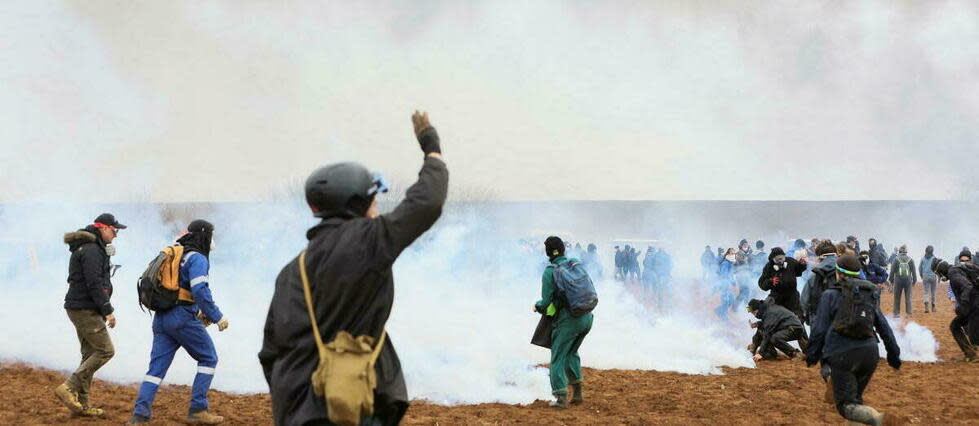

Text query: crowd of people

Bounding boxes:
[50,112,978,426]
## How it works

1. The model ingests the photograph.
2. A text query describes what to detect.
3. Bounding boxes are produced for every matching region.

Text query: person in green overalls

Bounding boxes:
[534,236,595,408]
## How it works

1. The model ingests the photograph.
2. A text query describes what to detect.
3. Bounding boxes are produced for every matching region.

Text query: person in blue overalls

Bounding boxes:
[128,220,228,425]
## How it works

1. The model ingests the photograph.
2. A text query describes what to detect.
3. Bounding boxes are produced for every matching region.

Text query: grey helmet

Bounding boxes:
[305,162,389,218]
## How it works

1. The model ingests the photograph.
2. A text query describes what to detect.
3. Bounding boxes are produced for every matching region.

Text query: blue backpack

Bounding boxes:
[552,259,599,317]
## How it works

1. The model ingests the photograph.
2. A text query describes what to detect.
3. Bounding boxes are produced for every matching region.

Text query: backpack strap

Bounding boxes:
[299,250,387,361]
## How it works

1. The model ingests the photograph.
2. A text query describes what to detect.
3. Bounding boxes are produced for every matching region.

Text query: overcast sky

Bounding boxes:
[2,1,978,202]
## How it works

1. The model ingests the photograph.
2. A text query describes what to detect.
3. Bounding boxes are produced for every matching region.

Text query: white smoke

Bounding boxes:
[883,319,939,363]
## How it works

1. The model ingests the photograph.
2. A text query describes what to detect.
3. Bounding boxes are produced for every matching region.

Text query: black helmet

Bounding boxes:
[305,162,389,218]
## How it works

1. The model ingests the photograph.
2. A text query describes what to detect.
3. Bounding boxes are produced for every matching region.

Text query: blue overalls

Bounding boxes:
[133,251,224,418]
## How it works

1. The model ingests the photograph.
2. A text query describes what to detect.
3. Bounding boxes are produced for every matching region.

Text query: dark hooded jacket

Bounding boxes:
[868,242,888,268]
[754,301,803,355]
[948,262,979,318]
[801,254,837,324]
[259,156,448,426]
[758,247,806,313]
[63,226,114,316]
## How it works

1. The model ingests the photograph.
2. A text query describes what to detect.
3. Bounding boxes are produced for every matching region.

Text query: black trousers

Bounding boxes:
[827,346,879,417]
[950,314,977,358]
[758,327,804,359]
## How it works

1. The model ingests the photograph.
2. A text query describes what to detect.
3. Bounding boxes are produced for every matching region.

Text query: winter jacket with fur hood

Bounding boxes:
[63,226,114,316]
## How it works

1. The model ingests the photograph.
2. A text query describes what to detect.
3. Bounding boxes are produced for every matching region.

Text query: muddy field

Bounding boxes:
[3,289,976,425]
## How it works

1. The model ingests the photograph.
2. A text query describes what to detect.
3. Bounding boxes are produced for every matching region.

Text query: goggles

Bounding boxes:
[93,222,119,235]
[367,173,390,197]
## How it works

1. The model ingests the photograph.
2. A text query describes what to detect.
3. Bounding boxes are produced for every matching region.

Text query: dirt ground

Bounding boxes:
[3,287,976,425]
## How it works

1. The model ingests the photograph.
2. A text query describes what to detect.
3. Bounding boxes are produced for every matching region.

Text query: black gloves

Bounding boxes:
[887,353,902,370]
[417,127,441,155]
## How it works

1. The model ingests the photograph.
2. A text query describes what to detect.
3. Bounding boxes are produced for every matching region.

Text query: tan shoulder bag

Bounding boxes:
[299,251,387,426]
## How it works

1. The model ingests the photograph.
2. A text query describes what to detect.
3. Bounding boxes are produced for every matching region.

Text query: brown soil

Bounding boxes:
[3,288,975,425]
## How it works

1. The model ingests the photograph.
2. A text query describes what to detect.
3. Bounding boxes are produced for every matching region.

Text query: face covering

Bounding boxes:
[725,254,737,262]
[861,256,869,264]
[105,244,116,257]
[210,237,217,251]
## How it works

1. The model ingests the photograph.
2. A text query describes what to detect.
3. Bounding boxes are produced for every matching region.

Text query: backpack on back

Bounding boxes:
[897,258,912,279]
[552,259,598,317]
[831,279,879,339]
[137,245,188,311]
[806,267,838,320]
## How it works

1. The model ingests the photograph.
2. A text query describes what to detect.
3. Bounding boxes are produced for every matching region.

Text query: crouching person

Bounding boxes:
[259,111,448,425]
[128,220,228,425]
[806,254,901,426]
[534,236,597,409]
[747,299,806,361]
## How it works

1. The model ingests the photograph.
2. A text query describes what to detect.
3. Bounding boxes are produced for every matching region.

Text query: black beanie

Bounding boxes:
[739,239,749,247]
[837,254,862,276]
[545,236,565,260]
[933,258,950,275]
[959,249,973,260]
[756,240,765,250]
[747,299,765,312]
[926,245,934,255]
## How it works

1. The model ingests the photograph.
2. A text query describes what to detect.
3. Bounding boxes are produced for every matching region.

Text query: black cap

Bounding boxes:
[94,213,126,229]
[187,219,214,233]
[747,299,765,311]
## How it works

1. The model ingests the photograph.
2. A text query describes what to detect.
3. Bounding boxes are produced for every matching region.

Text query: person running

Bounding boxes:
[920,246,938,313]
[889,246,917,318]
[758,247,807,320]
[933,252,979,362]
[534,237,595,408]
[806,254,901,426]
[128,220,228,425]
[258,110,448,425]
[55,213,126,417]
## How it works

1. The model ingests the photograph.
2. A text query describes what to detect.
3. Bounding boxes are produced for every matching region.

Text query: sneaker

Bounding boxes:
[187,410,225,424]
[53,384,83,414]
[126,414,150,424]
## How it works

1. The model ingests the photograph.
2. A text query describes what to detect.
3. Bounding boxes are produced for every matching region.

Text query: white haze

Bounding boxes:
[2,1,979,202]
[0,0,965,405]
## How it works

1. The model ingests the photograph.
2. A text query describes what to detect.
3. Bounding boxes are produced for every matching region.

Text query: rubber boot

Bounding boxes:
[549,394,569,409]
[932,302,936,313]
[126,414,151,424]
[54,383,83,414]
[187,410,225,424]
[842,404,884,426]
[571,383,583,404]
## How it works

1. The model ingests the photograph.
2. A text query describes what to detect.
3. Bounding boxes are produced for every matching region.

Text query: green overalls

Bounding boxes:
[535,256,594,396]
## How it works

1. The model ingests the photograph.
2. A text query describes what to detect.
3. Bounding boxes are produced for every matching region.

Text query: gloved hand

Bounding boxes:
[771,277,780,286]
[197,311,213,327]
[217,317,229,332]
[887,353,901,370]
[412,110,440,155]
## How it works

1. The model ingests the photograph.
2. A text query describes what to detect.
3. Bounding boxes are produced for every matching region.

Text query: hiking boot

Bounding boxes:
[126,414,150,424]
[932,302,936,312]
[72,405,104,417]
[188,410,224,424]
[53,383,83,414]
[570,383,583,404]
[824,377,834,404]
[549,394,569,409]
[842,404,884,426]
[924,305,930,313]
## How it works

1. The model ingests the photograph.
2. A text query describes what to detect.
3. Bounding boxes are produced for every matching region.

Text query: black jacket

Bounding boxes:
[948,263,979,317]
[756,302,803,355]
[869,244,888,268]
[758,250,806,312]
[63,227,114,316]
[259,156,448,426]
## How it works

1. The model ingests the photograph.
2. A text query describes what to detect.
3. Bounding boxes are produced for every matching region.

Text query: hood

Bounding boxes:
[896,253,911,262]
[768,247,786,261]
[64,228,98,252]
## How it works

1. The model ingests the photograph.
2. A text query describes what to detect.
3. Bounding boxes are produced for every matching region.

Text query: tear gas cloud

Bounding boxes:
[2,1,979,202]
